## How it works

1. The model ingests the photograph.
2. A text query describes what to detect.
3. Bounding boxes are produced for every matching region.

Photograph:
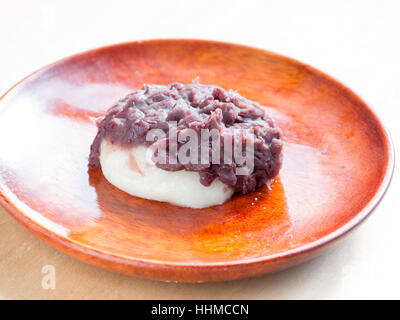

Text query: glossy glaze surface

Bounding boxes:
[0,40,393,282]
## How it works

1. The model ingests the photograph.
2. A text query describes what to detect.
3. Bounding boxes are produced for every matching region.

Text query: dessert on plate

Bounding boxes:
[89,81,283,208]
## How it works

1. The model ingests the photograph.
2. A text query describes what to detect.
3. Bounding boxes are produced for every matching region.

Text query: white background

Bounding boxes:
[0,0,399,299]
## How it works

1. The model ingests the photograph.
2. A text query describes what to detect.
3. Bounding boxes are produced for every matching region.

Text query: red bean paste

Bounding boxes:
[89,82,283,194]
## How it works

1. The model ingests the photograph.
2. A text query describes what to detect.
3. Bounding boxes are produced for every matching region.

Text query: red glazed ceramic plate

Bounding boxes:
[0,40,394,282]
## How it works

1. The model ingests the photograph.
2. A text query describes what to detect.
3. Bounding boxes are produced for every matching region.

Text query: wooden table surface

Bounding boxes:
[1,0,399,299]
